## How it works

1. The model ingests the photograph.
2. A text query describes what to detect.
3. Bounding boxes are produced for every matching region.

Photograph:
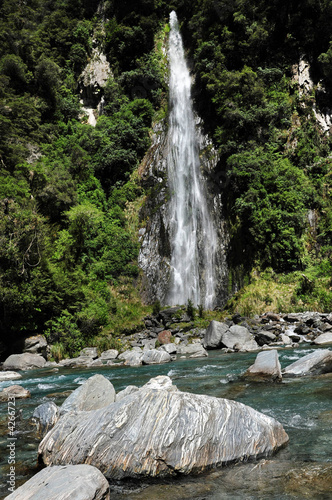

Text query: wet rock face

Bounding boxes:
[5,464,110,500]
[138,120,229,308]
[38,382,288,480]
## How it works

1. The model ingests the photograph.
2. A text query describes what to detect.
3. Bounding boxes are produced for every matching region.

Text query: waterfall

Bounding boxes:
[166,11,218,309]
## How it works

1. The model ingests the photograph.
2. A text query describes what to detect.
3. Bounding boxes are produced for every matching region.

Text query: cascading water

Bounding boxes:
[167,11,218,308]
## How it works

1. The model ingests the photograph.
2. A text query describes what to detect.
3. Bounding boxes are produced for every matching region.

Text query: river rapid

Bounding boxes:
[0,344,331,499]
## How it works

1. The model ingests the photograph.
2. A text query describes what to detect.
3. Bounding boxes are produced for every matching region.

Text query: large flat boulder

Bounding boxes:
[60,374,115,415]
[38,378,288,479]
[5,464,110,500]
[314,332,332,345]
[282,349,332,377]
[0,371,22,381]
[3,353,46,371]
[243,350,282,382]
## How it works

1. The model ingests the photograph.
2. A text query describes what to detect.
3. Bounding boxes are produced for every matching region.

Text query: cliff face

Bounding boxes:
[138,117,229,307]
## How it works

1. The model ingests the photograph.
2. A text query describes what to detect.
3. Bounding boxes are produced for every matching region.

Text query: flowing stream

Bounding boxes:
[167,11,218,309]
[0,344,331,499]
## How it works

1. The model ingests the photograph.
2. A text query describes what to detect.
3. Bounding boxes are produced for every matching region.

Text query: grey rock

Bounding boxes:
[159,343,177,354]
[5,464,110,500]
[314,332,332,345]
[0,385,31,401]
[32,402,60,437]
[141,375,177,391]
[203,321,230,349]
[255,330,277,346]
[38,382,288,479]
[283,313,301,322]
[244,350,282,382]
[0,371,22,381]
[280,334,292,345]
[283,349,332,377]
[60,374,115,415]
[177,344,208,357]
[141,349,171,364]
[224,325,259,351]
[119,350,143,366]
[79,347,98,359]
[116,385,139,401]
[100,349,119,361]
[58,357,93,368]
[89,358,103,367]
[3,353,46,371]
[23,335,47,356]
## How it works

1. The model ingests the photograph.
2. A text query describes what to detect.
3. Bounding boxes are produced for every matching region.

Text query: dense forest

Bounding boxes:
[2,0,332,360]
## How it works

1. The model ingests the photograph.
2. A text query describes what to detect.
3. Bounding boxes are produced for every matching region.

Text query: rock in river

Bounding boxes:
[5,464,110,500]
[38,377,288,480]
[3,353,46,371]
[243,350,282,382]
[283,349,332,377]
[60,374,115,415]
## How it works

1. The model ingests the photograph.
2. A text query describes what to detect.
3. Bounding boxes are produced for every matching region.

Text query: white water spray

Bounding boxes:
[167,11,218,308]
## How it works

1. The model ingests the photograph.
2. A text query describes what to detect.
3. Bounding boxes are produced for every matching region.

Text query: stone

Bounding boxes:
[32,402,60,437]
[159,343,177,354]
[283,349,332,377]
[100,349,119,360]
[60,374,116,415]
[158,330,172,344]
[224,325,259,351]
[244,350,282,382]
[280,334,292,345]
[59,357,93,368]
[177,344,208,357]
[3,353,46,371]
[202,321,230,349]
[0,385,31,401]
[314,332,332,345]
[23,335,47,357]
[79,347,98,359]
[38,380,289,480]
[265,312,280,322]
[0,371,22,381]
[255,330,277,346]
[120,350,144,366]
[283,313,301,322]
[5,464,110,500]
[141,349,171,365]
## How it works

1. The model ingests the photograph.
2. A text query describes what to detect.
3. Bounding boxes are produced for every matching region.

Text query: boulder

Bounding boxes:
[283,349,332,377]
[5,464,110,500]
[314,332,332,345]
[157,330,172,344]
[23,335,47,357]
[119,350,144,366]
[141,349,171,364]
[0,371,22,381]
[177,344,208,357]
[255,330,277,346]
[159,343,177,354]
[38,379,288,479]
[224,325,259,351]
[280,334,292,345]
[60,374,116,415]
[32,402,60,437]
[58,357,93,368]
[100,349,119,360]
[243,350,282,382]
[202,321,230,349]
[0,385,31,401]
[79,347,98,359]
[3,353,46,371]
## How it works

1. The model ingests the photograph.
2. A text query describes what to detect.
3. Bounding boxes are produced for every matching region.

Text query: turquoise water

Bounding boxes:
[0,345,331,499]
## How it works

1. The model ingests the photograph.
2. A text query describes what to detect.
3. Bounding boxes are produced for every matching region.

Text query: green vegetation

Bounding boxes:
[2,0,332,359]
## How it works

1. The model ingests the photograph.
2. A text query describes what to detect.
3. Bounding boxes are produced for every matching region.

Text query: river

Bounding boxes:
[0,344,331,499]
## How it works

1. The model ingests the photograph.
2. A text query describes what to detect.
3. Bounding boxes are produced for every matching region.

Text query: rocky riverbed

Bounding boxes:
[0,309,332,499]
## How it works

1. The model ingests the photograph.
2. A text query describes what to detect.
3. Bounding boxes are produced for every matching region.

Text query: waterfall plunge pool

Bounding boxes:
[0,344,331,499]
